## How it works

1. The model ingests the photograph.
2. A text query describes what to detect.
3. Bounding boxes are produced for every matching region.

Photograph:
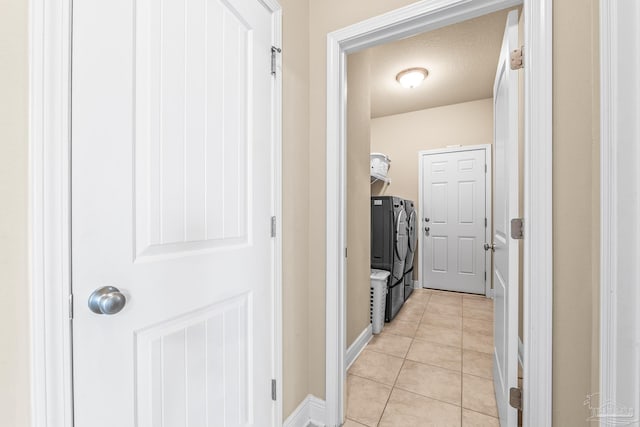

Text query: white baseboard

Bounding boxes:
[413,280,420,289]
[283,394,326,427]
[346,324,372,371]
[518,337,524,369]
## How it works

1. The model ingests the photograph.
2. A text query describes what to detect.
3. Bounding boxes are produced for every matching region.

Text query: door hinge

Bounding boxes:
[510,218,524,240]
[485,217,487,228]
[345,247,348,258]
[271,379,277,401]
[271,216,277,238]
[510,46,524,70]
[485,164,487,173]
[484,271,487,282]
[271,46,281,75]
[69,293,74,320]
[509,387,523,410]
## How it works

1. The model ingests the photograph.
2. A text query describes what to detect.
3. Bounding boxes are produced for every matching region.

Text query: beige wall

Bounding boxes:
[370,98,494,280]
[280,0,312,417]
[346,51,372,348]
[370,98,493,205]
[0,0,31,426]
[553,0,600,424]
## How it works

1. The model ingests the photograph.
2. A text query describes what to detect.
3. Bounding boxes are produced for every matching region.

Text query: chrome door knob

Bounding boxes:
[484,243,496,252]
[88,286,127,315]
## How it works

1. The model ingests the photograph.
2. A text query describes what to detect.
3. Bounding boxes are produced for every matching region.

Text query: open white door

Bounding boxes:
[71,0,278,425]
[492,9,519,426]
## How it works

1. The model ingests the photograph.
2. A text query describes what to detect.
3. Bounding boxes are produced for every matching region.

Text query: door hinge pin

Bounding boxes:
[509,387,523,410]
[271,379,277,401]
[485,218,487,227]
[271,46,282,75]
[510,46,524,70]
[271,216,277,238]
[69,294,74,320]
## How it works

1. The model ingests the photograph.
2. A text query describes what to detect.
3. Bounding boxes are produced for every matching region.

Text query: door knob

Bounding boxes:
[424,227,430,236]
[484,243,496,252]
[88,286,127,315]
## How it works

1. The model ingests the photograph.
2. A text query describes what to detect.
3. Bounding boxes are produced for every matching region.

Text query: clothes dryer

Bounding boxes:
[371,196,408,321]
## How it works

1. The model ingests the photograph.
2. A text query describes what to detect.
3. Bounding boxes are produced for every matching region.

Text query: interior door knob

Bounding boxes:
[484,243,496,252]
[88,286,127,315]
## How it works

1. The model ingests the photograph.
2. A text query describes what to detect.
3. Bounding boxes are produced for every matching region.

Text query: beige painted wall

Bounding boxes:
[553,0,600,424]
[370,98,494,281]
[280,0,312,417]
[346,51,372,348]
[0,0,31,426]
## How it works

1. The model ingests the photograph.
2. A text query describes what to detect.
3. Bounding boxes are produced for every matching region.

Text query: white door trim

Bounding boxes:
[325,1,553,426]
[599,1,640,425]
[28,0,284,425]
[417,144,493,297]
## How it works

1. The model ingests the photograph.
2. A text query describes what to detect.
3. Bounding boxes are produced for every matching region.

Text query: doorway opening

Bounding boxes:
[325,1,553,426]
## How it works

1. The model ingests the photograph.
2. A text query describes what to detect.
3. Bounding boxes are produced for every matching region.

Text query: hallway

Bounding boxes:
[345,289,498,426]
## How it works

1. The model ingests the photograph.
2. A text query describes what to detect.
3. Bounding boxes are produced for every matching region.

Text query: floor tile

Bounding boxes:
[406,338,461,372]
[410,289,432,304]
[349,350,404,385]
[462,329,494,354]
[394,303,425,323]
[344,419,369,427]
[462,409,500,427]
[422,312,463,330]
[367,333,413,359]
[426,301,463,317]
[463,350,493,379]
[430,292,463,307]
[395,360,461,405]
[415,323,462,347]
[346,375,392,426]
[463,318,493,336]
[382,319,419,338]
[462,374,498,417]
[462,295,493,310]
[378,388,461,427]
[463,306,493,322]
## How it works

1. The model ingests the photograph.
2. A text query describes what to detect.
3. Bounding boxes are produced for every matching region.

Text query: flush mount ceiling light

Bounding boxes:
[395,67,429,89]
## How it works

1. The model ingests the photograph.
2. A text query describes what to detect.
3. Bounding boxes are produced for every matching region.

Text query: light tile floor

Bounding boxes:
[346,289,499,427]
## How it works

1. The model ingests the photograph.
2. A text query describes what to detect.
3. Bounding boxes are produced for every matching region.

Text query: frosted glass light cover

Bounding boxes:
[396,67,428,89]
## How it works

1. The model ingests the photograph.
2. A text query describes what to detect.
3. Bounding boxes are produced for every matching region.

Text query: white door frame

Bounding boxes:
[599,0,640,425]
[417,144,493,297]
[28,0,284,426]
[325,0,553,426]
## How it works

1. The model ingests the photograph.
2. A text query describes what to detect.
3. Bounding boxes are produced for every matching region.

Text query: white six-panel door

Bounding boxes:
[492,10,519,427]
[421,147,488,295]
[71,0,276,425]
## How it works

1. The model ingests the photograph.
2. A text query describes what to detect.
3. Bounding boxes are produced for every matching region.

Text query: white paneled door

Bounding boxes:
[420,147,489,295]
[71,0,278,425]
[492,10,519,427]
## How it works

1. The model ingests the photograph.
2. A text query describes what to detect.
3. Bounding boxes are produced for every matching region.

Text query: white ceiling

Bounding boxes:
[366,8,516,118]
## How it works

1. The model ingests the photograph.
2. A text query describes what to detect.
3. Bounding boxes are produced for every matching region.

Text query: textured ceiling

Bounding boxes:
[366,8,515,118]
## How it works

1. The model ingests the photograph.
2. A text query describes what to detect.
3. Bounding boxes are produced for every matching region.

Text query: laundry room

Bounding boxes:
[343,7,525,425]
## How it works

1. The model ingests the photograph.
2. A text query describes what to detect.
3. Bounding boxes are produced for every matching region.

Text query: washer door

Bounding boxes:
[395,208,408,260]
[407,210,417,253]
